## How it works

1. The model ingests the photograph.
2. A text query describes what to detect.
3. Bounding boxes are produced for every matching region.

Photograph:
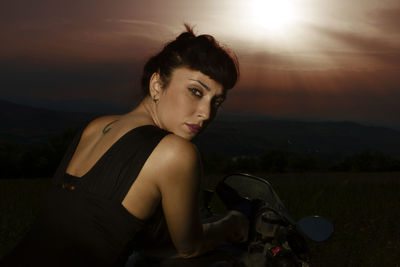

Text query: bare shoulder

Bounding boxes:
[82,115,121,137]
[157,134,200,165]
[147,134,201,186]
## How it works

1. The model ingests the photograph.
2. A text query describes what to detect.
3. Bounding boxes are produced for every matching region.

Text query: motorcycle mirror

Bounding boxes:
[298,216,334,242]
[222,173,296,225]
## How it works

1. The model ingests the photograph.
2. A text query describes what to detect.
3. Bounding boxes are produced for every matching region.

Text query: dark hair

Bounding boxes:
[141,24,239,95]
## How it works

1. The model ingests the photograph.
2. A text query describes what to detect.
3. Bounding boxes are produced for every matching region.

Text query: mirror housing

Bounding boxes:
[298,216,334,242]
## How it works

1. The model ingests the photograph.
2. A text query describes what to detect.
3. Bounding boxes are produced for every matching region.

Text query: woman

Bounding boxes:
[2,25,248,266]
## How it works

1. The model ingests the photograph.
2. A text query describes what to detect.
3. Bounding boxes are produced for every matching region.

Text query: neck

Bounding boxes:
[127,96,161,128]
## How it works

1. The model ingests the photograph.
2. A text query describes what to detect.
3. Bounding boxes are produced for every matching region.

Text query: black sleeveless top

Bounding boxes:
[2,125,171,266]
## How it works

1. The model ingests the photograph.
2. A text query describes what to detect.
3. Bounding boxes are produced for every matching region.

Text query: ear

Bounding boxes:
[149,72,163,100]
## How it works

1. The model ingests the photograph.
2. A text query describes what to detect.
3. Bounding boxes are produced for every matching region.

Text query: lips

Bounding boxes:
[186,123,202,134]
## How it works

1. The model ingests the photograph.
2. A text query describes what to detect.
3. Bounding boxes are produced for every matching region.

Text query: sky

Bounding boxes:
[1,0,400,129]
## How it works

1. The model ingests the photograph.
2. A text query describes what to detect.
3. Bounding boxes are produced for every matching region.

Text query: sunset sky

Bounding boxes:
[1,0,400,129]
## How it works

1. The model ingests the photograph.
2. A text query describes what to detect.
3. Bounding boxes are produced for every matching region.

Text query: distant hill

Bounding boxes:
[2,99,400,158]
[0,99,95,144]
[194,118,400,158]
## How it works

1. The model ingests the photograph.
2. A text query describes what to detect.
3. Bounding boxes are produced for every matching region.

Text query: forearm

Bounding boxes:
[137,220,231,261]
[202,214,235,247]
[141,211,247,260]
[180,211,238,258]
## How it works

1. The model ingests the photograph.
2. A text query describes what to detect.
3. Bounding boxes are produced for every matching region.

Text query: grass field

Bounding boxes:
[0,178,51,259]
[1,172,400,266]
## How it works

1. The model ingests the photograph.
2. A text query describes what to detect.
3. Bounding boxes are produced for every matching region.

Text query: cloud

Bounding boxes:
[311,25,397,52]
[309,24,400,68]
[0,0,179,61]
[115,19,171,30]
[0,0,152,25]
[368,4,400,35]
[1,0,399,128]
[225,67,400,126]
[0,20,171,66]
[0,57,144,105]
[227,87,400,126]
[111,19,176,42]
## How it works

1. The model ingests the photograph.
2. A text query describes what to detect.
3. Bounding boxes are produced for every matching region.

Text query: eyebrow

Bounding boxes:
[189,79,225,98]
[189,79,211,91]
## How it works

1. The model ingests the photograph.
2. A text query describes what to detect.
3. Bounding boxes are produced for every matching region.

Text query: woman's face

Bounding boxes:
[152,67,225,140]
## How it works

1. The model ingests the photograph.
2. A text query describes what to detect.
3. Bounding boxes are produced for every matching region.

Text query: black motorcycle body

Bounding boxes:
[213,173,333,267]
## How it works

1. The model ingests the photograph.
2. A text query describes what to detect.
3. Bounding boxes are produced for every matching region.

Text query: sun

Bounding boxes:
[251,0,295,32]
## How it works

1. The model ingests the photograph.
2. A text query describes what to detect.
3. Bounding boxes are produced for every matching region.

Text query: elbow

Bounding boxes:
[177,246,202,259]
[179,252,196,259]
[178,250,199,259]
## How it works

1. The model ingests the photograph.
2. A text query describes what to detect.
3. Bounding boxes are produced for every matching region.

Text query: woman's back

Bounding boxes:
[66,115,152,178]
[2,122,171,266]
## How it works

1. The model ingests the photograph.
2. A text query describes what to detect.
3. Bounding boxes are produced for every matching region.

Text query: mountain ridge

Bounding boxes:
[1,99,400,157]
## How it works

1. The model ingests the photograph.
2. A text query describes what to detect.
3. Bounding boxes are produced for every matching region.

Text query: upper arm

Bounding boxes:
[150,135,203,257]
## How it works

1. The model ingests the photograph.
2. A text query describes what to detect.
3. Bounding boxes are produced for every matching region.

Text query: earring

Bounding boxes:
[153,96,159,103]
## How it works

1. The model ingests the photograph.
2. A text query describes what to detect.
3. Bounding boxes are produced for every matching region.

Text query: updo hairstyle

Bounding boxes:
[141,24,239,95]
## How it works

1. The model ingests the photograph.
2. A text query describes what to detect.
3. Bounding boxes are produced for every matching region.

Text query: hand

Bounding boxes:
[226,210,249,244]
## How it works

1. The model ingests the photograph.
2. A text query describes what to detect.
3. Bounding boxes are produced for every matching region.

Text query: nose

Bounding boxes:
[197,99,211,122]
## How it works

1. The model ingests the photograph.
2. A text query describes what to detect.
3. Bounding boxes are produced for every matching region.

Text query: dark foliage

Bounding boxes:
[332,149,400,172]
[201,149,400,174]
[2,126,400,179]
[0,128,79,179]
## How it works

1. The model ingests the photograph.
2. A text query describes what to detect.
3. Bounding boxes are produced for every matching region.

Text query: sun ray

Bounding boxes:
[251,0,295,32]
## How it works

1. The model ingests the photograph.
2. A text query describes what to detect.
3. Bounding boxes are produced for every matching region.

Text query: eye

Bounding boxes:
[189,88,203,98]
[213,98,225,109]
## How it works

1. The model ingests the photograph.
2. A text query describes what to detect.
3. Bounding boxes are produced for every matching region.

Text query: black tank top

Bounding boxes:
[2,125,170,266]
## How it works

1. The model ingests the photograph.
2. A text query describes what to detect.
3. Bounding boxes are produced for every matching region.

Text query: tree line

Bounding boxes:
[1,128,400,179]
[201,149,400,174]
[0,128,78,179]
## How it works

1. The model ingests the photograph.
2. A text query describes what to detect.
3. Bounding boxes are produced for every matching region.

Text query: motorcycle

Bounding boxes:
[127,173,333,267]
